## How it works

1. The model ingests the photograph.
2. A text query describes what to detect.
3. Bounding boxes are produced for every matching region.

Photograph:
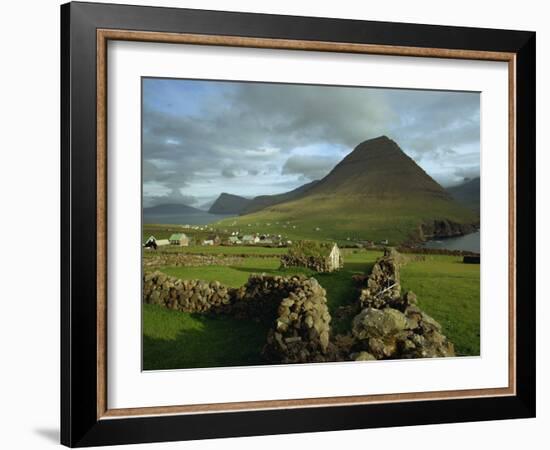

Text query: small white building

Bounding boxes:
[242,235,259,244]
[327,243,341,270]
[144,235,170,248]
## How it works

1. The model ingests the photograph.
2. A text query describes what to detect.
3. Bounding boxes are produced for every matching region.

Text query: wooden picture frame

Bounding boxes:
[61,1,535,447]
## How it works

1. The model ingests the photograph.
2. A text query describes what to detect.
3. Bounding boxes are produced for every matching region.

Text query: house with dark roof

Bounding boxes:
[144,235,169,249]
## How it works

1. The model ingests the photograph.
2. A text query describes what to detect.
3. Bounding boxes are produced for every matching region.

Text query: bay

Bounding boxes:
[422,230,480,253]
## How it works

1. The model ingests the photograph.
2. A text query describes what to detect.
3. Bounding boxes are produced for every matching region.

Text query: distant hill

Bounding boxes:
[143,203,203,215]
[241,180,319,214]
[208,193,251,214]
[447,177,480,213]
[198,199,216,211]
[216,136,478,244]
[208,181,319,215]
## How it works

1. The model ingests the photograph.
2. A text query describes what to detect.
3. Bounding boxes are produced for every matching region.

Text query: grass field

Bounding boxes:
[215,196,479,245]
[401,254,480,356]
[143,304,270,369]
[143,194,478,248]
[142,248,479,369]
[146,245,288,256]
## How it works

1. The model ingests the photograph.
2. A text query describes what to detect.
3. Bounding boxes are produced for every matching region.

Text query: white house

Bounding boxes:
[144,235,169,248]
[328,243,341,270]
[242,235,259,244]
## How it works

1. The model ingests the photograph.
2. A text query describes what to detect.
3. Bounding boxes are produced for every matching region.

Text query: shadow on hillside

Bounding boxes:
[142,313,270,371]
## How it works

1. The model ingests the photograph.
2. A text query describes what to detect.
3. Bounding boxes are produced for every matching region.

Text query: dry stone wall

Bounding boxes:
[280,254,342,273]
[143,271,332,363]
[259,276,331,364]
[358,248,402,309]
[143,253,246,270]
[143,247,455,365]
[347,248,455,360]
[143,272,233,313]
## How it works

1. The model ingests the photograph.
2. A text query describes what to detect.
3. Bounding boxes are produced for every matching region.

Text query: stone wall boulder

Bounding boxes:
[352,307,408,340]
[351,249,455,360]
[351,305,454,359]
[258,276,332,364]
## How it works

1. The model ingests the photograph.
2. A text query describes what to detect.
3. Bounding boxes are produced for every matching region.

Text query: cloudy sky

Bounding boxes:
[142,78,480,208]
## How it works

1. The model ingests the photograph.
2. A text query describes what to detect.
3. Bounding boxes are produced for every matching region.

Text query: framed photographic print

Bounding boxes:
[60,1,536,447]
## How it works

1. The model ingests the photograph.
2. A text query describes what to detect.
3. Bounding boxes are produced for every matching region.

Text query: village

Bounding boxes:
[143,231,292,249]
[143,223,388,251]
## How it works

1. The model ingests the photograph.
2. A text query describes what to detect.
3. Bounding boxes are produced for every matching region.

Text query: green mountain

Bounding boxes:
[241,180,319,214]
[447,177,480,213]
[216,136,478,244]
[208,181,319,215]
[208,193,251,214]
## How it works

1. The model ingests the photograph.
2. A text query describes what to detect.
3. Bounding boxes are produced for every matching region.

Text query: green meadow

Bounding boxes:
[142,247,479,370]
[401,255,480,356]
[215,196,479,245]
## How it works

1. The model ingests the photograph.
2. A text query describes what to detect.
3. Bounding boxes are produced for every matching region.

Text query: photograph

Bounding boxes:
[141,78,481,370]
[55,1,537,446]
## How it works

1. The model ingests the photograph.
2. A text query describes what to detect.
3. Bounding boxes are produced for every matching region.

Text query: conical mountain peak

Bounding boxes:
[217,136,478,244]
[309,136,450,199]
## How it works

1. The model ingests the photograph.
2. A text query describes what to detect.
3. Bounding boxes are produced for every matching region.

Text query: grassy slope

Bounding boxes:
[216,196,479,245]
[143,249,479,369]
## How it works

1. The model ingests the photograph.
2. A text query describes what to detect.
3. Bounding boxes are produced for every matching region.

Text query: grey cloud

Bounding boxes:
[453,166,481,181]
[144,187,198,208]
[282,155,339,180]
[221,167,237,178]
[143,81,480,202]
